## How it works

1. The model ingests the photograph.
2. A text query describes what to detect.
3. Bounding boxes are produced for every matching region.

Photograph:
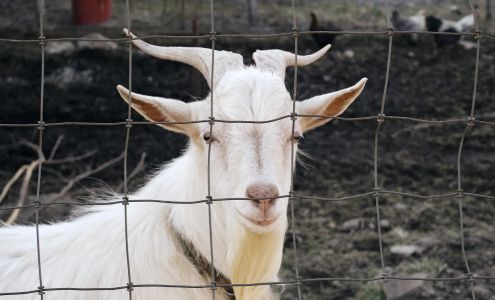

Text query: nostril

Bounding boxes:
[246,182,279,201]
[250,199,276,211]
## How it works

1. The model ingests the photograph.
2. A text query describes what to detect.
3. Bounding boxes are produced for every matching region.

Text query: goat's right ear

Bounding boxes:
[117,85,198,136]
[297,78,367,132]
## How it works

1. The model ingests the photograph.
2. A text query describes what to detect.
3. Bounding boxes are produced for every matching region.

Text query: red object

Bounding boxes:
[73,0,112,25]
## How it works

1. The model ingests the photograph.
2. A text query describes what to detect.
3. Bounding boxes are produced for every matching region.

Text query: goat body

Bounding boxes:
[0,29,367,300]
[0,148,234,300]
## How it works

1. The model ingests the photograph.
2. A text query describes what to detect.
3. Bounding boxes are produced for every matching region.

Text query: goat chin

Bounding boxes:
[227,217,287,300]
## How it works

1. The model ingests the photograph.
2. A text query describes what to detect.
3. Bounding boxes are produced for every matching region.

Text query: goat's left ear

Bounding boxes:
[297,78,367,132]
[117,85,198,136]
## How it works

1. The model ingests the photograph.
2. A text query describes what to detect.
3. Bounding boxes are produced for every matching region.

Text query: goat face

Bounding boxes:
[116,30,367,234]
[202,69,295,233]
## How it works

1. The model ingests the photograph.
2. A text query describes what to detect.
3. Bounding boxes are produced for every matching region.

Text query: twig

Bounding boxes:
[48,135,64,160]
[48,151,126,203]
[6,159,41,224]
[46,150,98,165]
[16,151,126,222]
[116,152,147,193]
[18,140,45,161]
[0,138,110,224]
[0,165,28,205]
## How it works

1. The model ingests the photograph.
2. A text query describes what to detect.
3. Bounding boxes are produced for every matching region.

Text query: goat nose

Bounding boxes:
[246,183,279,209]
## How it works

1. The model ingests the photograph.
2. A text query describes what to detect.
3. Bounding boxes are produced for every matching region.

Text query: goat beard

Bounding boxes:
[226,219,287,300]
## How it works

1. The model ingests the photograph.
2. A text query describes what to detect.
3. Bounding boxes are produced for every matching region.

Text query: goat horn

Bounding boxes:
[252,44,331,79]
[123,28,244,89]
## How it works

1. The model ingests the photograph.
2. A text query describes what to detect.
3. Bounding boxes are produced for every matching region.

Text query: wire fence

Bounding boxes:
[0,0,494,299]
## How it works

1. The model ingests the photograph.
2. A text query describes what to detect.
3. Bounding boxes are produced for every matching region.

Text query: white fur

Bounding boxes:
[0,54,366,299]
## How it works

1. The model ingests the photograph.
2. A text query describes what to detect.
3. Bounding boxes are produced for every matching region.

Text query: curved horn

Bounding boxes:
[123,28,244,89]
[252,44,331,79]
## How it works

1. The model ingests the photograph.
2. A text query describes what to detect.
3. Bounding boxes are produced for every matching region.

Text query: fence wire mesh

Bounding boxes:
[0,0,494,299]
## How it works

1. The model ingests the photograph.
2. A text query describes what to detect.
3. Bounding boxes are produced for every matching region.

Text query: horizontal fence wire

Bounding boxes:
[0,0,494,298]
[1,190,495,213]
[1,30,495,43]
[0,114,495,128]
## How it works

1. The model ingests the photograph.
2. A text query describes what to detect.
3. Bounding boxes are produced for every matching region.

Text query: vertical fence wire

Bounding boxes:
[207,0,217,298]
[455,1,483,298]
[289,0,303,297]
[123,0,134,298]
[0,0,494,299]
[34,0,46,298]
[373,0,393,280]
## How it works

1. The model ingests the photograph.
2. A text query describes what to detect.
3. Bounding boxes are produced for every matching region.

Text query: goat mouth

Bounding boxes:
[236,209,278,227]
[245,216,277,226]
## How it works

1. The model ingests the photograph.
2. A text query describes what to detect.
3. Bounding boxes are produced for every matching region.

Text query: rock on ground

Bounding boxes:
[384,273,434,300]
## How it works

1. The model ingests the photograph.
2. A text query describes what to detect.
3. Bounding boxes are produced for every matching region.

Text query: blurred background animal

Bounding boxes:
[425,5,478,48]
[309,12,341,48]
[391,10,426,44]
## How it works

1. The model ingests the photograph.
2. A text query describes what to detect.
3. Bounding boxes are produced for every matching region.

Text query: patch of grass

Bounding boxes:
[398,257,446,276]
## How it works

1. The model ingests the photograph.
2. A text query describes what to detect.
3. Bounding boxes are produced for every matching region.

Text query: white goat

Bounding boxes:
[0,28,367,300]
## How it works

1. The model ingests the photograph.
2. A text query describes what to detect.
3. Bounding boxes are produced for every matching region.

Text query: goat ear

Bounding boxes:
[117,85,198,136]
[297,78,367,132]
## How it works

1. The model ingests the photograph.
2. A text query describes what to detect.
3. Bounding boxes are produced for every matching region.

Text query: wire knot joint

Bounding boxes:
[474,30,481,40]
[122,195,130,205]
[208,116,215,126]
[34,199,42,209]
[126,282,134,292]
[37,121,45,131]
[292,27,300,37]
[37,286,45,295]
[125,118,133,128]
[377,114,385,124]
[210,31,217,41]
[290,112,298,121]
[206,195,213,205]
[466,117,475,127]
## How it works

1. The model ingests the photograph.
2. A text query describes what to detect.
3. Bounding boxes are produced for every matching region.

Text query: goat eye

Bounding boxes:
[203,132,213,143]
[292,132,302,142]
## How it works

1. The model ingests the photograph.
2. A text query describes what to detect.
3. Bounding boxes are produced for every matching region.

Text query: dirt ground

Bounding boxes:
[1,1,495,299]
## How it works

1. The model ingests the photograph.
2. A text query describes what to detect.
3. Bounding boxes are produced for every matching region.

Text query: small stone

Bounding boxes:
[415,236,438,249]
[341,218,365,231]
[45,41,76,54]
[391,227,409,239]
[384,272,433,300]
[45,66,93,88]
[394,203,408,211]
[474,285,492,300]
[380,219,391,231]
[343,49,354,59]
[327,219,337,229]
[77,33,118,51]
[390,244,421,256]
